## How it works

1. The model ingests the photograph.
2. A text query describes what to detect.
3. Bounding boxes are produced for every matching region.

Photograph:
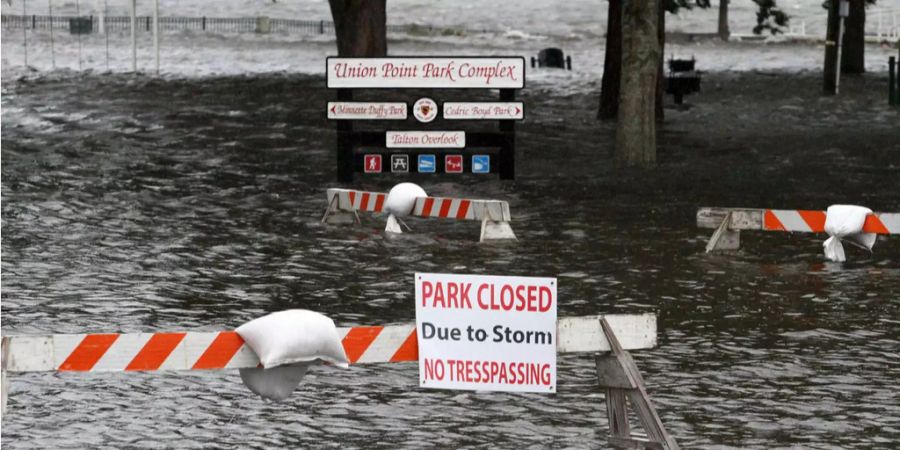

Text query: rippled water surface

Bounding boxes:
[2,72,899,449]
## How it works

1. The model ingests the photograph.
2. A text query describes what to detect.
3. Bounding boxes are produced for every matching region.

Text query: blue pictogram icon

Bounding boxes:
[418,154,436,173]
[472,155,490,174]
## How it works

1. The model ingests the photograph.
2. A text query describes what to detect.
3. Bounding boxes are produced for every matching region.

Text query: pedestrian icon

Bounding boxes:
[472,155,490,174]
[391,154,409,173]
[418,154,436,173]
[445,155,464,173]
[364,154,382,173]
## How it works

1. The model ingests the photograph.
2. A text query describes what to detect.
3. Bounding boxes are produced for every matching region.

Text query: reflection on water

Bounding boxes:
[2,73,899,449]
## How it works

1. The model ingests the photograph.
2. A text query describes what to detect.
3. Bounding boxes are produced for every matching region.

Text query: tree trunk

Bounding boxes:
[718,0,730,40]
[616,0,660,167]
[841,0,865,74]
[598,0,622,120]
[328,0,387,57]
[823,0,839,94]
[655,0,665,122]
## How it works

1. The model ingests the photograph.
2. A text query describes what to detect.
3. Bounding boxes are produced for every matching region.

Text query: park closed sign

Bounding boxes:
[415,273,557,393]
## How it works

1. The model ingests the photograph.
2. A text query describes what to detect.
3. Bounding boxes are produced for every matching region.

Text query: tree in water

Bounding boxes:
[328,0,387,57]
[718,0,730,40]
[823,0,873,93]
[616,0,661,167]
[841,0,867,74]
[599,0,708,121]
[751,0,790,34]
[598,0,623,120]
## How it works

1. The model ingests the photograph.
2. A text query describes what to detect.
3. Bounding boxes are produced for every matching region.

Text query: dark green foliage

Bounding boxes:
[752,0,790,34]
[820,0,878,9]
[665,0,711,14]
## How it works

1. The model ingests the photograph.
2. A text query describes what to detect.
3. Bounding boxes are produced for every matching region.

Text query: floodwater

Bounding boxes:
[2,71,899,449]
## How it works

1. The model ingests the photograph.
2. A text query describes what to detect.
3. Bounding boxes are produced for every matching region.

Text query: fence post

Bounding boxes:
[320,19,324,34]
[153,0,159,75]
[32,14,36,29]
[890,57,897,106]
[22,0,28,66]
[48,0,55,68]
[130,0,136,72]
[202,16,206,30]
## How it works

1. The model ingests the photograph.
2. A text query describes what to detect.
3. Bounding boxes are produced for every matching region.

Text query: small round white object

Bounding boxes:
[413,98,438,123]
[384,182,427,217]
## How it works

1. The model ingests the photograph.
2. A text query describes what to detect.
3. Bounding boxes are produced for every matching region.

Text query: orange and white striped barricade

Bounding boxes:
[697,207,900,252]
[1,314,675,448]
[1,314,653,403]
[322,188,516,242]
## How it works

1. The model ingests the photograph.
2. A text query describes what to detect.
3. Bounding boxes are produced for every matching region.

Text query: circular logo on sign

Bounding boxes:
[413,98,438,123]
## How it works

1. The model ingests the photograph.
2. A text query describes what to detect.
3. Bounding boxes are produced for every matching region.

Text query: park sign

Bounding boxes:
[327,102,407,120]
[326,56,523,181]
[415,273,557,393]
[443,102,524,120]
[327,57,525,89]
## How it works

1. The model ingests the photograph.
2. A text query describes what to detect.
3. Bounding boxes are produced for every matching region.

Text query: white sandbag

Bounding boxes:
[383,183,427,217]
[822,204,876,262]
[236,310,349,369]
[239,362,311,402]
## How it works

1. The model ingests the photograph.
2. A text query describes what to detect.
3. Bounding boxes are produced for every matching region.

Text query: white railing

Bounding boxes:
[783,7,899,40]
[873,7,900,40]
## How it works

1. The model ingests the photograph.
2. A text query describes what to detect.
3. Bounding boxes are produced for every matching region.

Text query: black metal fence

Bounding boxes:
[1,15,442,35]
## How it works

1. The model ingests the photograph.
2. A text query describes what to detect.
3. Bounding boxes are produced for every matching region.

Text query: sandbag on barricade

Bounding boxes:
[383,183,427,234]
[823,205,877,262]
[236,310,349,401]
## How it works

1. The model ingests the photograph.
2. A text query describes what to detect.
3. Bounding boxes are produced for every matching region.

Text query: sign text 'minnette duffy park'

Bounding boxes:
[327,57,526,89]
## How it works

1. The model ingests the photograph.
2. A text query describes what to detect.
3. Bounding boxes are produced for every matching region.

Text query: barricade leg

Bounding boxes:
[385,214,403,234]
[705,212,740,252]
[480,219,517,242]
[321,196,359,225]
[2,337,9,418]
[597,318,678,450]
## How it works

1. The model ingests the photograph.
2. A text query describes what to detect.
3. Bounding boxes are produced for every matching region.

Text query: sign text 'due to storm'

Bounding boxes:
[327,57,526,88]
[415,273,557,393]
[387,131,465,148]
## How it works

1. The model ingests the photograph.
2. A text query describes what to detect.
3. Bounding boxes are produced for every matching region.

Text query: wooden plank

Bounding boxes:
[609,436,665,450]
[606,388,632,437]
[601,318,680,450]
[597,355,638,389]
[558,314,656,353]
[705,212,740,252]
[696,207,763,230]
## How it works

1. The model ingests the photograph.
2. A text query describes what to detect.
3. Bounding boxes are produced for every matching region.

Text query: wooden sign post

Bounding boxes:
[326,57,525,182]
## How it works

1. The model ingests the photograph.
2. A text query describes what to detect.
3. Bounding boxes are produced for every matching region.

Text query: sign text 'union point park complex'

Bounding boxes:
[326,56,525,182]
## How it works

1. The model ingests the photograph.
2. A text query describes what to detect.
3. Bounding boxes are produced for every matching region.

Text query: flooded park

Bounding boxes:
[2,0,899,448]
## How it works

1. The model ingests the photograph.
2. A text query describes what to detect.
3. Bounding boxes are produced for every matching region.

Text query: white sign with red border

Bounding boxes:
[327,102,407,120]
[443,102,524,120]
[415,273,558,393]
[327,57,526,89]
[386,131,465,148]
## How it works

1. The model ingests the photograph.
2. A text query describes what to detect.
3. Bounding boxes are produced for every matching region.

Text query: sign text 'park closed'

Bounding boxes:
[415,273,557,393]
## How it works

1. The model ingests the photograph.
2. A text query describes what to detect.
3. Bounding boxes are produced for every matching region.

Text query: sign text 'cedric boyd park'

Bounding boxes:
[326,56,524,182]
[415,273,557,393]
